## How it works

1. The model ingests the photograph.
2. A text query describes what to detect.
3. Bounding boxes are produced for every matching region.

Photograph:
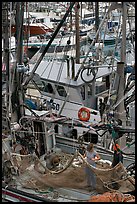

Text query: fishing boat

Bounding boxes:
[2,2,135,202]
[2,114,135,202]
[26,2,135,135]
[4,1,135,158]
[23,30,87,59]
[10,6,55,37]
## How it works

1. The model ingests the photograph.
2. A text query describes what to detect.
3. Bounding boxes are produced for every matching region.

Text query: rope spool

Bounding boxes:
[78,107,90,121]
[51,155,60,167]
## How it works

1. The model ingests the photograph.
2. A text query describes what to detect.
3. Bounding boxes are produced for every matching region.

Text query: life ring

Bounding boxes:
[78,107,90,121]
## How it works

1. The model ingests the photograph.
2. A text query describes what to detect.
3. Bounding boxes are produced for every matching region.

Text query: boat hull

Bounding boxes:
[2,183,51,202]
[11,25,52,36]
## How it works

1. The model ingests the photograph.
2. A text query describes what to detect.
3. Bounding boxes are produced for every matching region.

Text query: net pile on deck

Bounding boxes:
[10,151,135,195]
[87,191,135,202]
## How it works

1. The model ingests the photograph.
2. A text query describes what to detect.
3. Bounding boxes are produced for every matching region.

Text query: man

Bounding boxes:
[98,98,105,121]
[111,143,123,167]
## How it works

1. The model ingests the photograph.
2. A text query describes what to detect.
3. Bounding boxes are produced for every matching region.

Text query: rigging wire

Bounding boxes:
[127,6,135,51]
[36,31,76,110]
[8,2,13,115]
[40,32,72,78]
[104,12,123,115]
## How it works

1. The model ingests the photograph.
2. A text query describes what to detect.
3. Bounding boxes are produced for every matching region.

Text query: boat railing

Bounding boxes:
[25,92,45,101]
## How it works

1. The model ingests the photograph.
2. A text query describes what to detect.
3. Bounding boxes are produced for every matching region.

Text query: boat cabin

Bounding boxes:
[26,59,115,125]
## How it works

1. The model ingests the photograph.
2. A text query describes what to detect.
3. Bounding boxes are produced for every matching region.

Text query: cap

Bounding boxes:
[113,143,120,151]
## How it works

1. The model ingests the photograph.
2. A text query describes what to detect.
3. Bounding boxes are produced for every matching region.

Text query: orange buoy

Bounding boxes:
[88,191,135,202]
[78,107,90,121]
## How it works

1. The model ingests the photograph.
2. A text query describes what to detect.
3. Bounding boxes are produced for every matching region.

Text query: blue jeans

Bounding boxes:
[85,166,96,188]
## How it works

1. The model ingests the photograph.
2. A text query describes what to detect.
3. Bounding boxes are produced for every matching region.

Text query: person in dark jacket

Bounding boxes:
[98,98,106,121]
[111,143,123,167]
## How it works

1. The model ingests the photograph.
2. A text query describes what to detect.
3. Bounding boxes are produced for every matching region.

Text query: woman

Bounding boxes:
[84,143,100,190]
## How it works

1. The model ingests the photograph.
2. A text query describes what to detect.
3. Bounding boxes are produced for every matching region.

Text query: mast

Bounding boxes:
[95,2,99,41]
[80,2,82,22]
[75,2,80,64]
[69,5,72,32]
[115,2,127,126]
[11,2,25,122]
[92,2,100,98]
[2,2,9,117]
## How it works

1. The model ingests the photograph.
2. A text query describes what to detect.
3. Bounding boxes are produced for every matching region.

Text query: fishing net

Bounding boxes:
[11,150,135,195]
[88,191,135,202]
[77,152,135,193]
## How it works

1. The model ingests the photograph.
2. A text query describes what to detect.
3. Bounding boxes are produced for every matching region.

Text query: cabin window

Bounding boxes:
[32,74,54,94]
[55,85,67,97]
[80,85,85,100]
[95,82,106,94]
[87,84,92,96]
[36,18,44,23]
[32,76,44,91]
[115,22,118,26]
[41,81,54,93]
[32,19,36,23]
[80,85,92,100]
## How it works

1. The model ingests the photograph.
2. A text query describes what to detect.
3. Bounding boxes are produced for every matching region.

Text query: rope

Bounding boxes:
[46,37,64,78]
[39,34,75,111]
[127,8,135,51]
[10,151,78,175]
[105,11,122,112]
[36,152,76,174]
[41,32,72,78]
[8,2,13,115]
[11,152,32,157]
[98,15,108,64]
[74,3,115,81]
[54,32,76,82]
[2,140,12,155]
[38,32,73,107]
[78,152,114,172]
